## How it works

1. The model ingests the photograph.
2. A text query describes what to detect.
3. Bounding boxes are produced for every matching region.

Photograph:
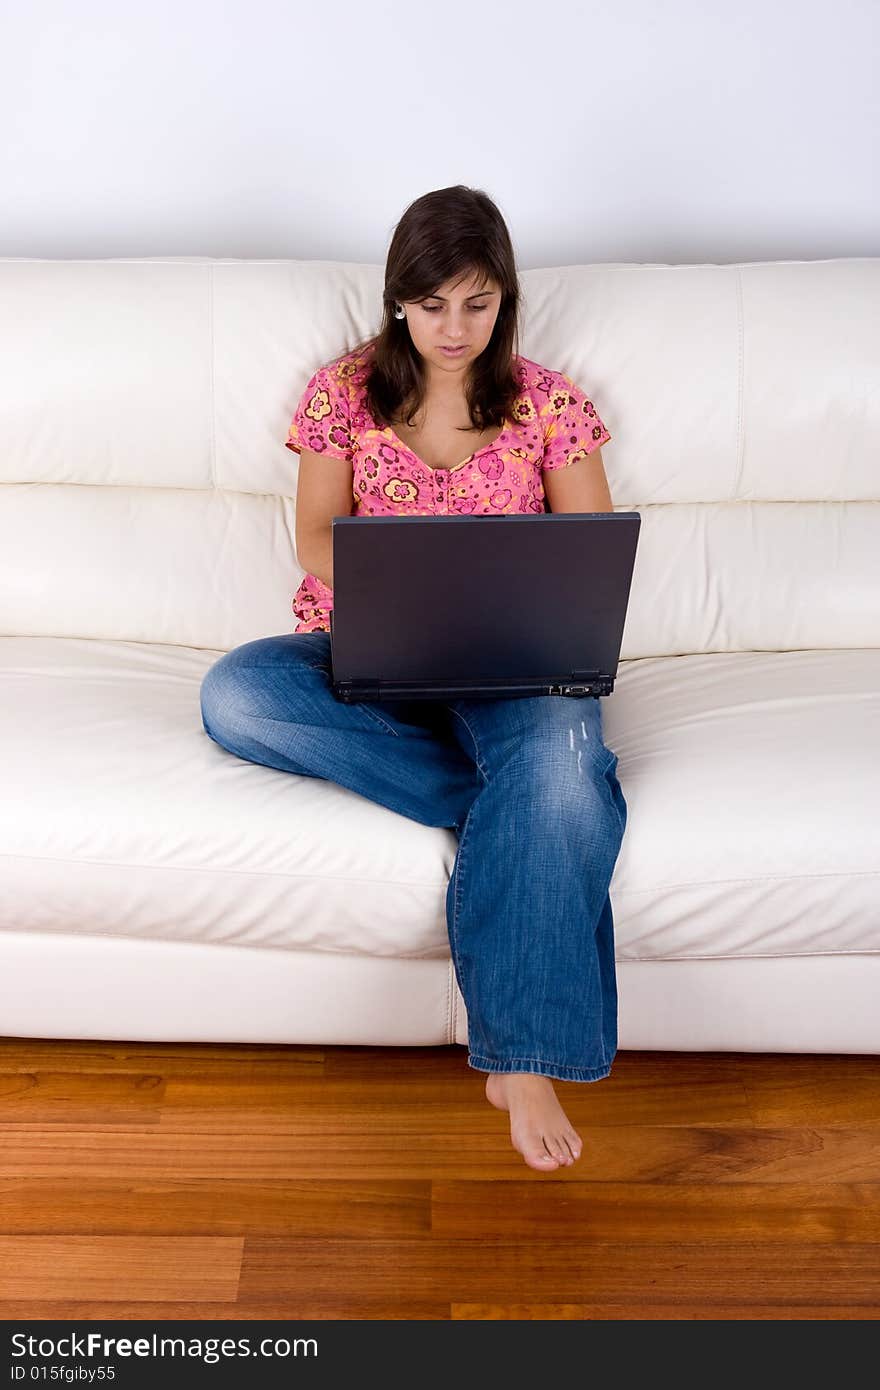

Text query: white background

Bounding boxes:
[0,0,877,264]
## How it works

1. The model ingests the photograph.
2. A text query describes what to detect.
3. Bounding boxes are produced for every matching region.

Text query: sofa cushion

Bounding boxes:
[605,646,880,961]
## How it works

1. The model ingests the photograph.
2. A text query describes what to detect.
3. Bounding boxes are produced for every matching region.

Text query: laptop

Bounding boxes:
[329,512,640,702]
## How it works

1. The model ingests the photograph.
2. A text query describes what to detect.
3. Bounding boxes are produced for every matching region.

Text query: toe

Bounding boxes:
[564,1131,582,1161]
[555,1140,574,1165]
[527,1145,559,1170]
[545,1136,570,1165]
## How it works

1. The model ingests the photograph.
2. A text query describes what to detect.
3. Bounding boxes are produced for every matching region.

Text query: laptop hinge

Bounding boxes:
[333,676,615,701]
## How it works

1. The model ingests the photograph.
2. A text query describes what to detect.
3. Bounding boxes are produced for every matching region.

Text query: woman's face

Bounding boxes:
[399,271,502,381]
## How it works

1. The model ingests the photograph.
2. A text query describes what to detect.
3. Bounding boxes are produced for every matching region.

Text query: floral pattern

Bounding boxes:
[284,342,611,632]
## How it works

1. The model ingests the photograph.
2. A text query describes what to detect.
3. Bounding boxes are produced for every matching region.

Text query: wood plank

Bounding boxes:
[0,1180,431,1236]
[0,1063,753,1130]
[238,1238,880,1306]
[4,1044,878,1129]
[740,1064,880,1124]
[451,1303,880,1320]
[0,1070,167,1124]
[1,1125,878,1182]
[0,1236,242,1302]
[0,1037,323,1074]
[157,1070,754,1129]
[0,1300,451,1319]
[432,1181,880,1242]
[0,1296,875,1320]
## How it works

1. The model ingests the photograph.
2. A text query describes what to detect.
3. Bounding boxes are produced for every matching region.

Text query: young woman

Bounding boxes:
[200,185,627,1172]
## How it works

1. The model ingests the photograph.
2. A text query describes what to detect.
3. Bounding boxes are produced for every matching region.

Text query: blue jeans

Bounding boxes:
[199,632,627,1083]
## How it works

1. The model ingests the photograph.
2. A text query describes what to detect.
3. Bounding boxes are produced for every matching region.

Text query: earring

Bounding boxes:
[393,303,406,319]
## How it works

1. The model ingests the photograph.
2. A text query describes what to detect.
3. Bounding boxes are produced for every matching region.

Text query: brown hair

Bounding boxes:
[350,185,523,435]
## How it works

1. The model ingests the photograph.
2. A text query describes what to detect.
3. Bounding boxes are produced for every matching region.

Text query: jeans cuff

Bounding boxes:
[467,1053,614,1083]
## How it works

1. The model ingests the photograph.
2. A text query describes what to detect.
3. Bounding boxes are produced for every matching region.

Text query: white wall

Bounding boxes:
[0,0,876,265]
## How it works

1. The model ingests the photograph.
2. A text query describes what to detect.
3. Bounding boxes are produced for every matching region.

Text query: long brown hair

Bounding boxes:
[350,185,523,434]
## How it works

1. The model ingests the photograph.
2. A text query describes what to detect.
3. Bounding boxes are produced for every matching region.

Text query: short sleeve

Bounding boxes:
[292,574,333,633]
[541,371,612,472]
[285,361,354,463]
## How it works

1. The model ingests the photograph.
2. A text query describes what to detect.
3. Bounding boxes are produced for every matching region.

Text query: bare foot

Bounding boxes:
[485,1072,583,1171]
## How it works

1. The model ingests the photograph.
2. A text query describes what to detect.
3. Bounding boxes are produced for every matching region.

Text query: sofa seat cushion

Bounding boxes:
[605,647,880,961]
[1,638,877,965]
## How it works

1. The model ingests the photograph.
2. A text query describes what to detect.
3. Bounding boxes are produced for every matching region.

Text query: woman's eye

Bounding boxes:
[422,305,486,313]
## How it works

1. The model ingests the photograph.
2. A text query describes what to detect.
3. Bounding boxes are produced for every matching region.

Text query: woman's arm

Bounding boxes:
[543,446,614,513]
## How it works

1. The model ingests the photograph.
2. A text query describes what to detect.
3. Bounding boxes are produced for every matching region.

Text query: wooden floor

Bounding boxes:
[0,1039,878,1320]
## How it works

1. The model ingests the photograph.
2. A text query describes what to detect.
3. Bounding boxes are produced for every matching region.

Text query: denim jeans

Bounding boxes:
[199,632,628,1083]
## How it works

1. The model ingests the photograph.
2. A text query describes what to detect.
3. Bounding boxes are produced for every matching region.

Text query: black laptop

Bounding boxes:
[329,512,640,702]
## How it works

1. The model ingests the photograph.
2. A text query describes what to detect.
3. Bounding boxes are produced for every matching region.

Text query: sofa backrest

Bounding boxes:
[1,255,876,656]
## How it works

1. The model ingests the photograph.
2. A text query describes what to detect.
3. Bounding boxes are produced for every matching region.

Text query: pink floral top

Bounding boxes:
[284,341,612,632]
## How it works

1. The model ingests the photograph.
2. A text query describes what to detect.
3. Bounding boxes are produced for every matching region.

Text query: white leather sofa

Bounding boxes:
[1,254,877,1056]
